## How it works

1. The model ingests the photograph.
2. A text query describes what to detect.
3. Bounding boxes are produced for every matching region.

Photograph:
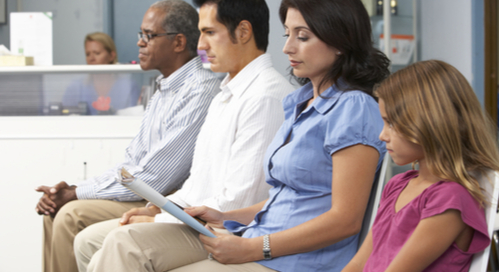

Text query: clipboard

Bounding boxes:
[120,168,215,238]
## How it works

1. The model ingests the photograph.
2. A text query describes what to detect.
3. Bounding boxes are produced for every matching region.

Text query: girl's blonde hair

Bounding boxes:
[84,32,118,64]
[376,60,498,206]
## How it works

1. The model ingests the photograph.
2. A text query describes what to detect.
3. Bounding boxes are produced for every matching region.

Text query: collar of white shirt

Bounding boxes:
[218,53,273,102]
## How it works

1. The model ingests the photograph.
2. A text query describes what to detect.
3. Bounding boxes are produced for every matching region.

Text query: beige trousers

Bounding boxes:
[74,218,122,272]
[82,220,276,272]
[43,199,146,272]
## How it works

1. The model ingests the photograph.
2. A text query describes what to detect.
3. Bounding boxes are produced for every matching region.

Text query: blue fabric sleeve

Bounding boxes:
[324,92,385,157]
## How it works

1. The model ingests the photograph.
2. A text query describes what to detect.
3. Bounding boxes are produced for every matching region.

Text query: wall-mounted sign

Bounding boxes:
[379,34,415,66]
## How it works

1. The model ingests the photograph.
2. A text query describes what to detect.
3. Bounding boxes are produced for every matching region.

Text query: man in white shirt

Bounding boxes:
[73,0,294,271]
[35,1,220,272]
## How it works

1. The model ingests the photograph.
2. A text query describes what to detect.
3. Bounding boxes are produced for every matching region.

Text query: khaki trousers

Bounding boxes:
[74,218,122,272]
[84,221,276,272]
[43,199,147,272]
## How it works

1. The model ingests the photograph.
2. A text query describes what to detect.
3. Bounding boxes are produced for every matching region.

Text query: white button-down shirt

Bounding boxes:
[156,53,294,222]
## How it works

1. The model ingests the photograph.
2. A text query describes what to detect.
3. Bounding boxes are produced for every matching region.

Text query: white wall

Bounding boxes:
[419,0,473,81]
[266,0,292,79]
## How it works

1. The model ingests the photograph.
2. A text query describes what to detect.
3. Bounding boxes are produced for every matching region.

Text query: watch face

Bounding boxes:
[263,249,272,260]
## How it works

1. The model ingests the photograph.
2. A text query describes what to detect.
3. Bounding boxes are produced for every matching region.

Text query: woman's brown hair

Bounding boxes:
[279,0,390,95]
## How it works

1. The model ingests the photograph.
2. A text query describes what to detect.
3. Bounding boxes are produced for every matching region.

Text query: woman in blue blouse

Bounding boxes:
[180,0,391,271]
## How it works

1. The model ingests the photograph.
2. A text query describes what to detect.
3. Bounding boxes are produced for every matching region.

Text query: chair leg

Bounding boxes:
[488,231,499,272]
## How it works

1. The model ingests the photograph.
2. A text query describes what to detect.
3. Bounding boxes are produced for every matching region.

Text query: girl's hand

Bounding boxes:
[184,206,225,229]
[199,228,260,264]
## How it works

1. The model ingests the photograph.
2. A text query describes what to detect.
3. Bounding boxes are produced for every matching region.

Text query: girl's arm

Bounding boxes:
[200,144,380,263]
[384,209,468,272]
[342,229,374,272]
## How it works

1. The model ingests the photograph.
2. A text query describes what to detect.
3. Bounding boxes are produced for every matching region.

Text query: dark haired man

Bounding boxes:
[35,1,220,272]
[74,0,294,271]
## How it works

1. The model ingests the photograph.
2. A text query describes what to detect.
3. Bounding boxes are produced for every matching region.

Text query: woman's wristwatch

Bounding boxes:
[263,234,272,260]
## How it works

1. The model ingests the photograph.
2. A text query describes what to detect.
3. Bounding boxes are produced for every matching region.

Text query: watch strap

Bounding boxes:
[263,234,272,260]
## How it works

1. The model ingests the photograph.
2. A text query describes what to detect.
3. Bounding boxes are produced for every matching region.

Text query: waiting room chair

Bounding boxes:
[469,171,499,272]
[358,153,390,248]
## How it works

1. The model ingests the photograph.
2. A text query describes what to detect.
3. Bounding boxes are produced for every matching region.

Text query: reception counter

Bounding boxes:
[0,64,155,271]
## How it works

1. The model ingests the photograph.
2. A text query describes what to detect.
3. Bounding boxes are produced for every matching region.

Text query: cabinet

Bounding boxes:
[0,65,152,271]
[0,116,143,271]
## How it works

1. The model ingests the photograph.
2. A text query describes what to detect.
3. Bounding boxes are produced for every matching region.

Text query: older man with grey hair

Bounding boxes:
[35,1,220,272]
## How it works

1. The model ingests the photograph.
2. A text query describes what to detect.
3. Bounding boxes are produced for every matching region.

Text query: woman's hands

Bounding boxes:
[183,204,273,264]
[119,205,161,226]
[184,206,225,229]
[185,205,261,264]
[199,229,262,264]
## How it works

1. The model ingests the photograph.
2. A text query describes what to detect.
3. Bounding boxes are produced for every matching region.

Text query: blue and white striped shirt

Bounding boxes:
[76,57,221,201]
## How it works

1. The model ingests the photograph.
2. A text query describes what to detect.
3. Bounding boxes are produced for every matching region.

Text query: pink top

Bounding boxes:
[363,170,490,272]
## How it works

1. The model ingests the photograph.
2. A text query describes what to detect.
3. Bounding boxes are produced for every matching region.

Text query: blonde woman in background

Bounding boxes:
[62,32,141,114]
[84,32,118,64]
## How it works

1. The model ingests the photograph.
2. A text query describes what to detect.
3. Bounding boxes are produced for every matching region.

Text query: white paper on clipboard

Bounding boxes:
[120,168,216,238]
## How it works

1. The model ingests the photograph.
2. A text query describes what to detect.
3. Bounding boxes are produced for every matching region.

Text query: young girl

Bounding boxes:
[343,60,498,272]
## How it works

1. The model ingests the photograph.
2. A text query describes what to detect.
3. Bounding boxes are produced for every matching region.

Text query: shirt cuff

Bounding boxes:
[75,184,96,200]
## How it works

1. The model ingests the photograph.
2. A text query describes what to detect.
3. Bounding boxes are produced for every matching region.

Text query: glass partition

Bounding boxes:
[0,65,160,116]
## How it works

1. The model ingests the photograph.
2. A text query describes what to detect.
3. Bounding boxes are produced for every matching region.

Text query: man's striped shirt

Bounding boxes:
[76,57,221,201]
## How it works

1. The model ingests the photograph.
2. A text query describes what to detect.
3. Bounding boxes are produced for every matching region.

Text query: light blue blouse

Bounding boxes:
[225,82,386,272]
